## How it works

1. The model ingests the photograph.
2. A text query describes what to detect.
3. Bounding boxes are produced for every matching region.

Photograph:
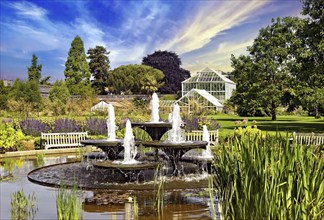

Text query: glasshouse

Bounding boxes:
[181,67,236,102]
[160,67,236,114]
[175,89,224,114]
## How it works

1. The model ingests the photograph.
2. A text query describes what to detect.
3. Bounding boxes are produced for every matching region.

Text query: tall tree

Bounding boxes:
[232,17,303,120]
[230,55,266,116]
[8,78,43,116]
[40,76,51,85]
[0,80,9,110]
[28,54,42,82]
[142,50,190,94]
[87,46,110,95]
[294,0,324,118]
[107,64,164,95]
[48,80,71,115]
[64,36,91,95]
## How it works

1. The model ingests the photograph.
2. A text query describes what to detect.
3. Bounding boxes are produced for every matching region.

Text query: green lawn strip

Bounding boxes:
[210,115,324,138]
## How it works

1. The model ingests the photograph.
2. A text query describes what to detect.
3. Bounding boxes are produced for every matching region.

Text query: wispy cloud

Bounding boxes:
[183,39,254,74]
[9,1,47,20]
[161,1,268,55]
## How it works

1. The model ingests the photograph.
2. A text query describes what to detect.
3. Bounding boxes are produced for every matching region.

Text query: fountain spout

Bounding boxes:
[201,125,213,159]
[122,120,138,164]
[168,104,185,143]
[151,93,160,123]
[107,103,116,141]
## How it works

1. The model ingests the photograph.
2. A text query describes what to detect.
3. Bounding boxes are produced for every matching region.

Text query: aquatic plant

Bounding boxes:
[10,189,37,220]
[212,133,324,219]
[133,196,139,220]
[153,163,166,218]
[35,153,44,167]
[56,183,83,220]
[208,174,217,220]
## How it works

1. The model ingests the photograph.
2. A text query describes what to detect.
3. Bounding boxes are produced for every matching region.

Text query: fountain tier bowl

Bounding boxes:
[141,140,208,149]
[81,139,123,147]
[131,122,172,141]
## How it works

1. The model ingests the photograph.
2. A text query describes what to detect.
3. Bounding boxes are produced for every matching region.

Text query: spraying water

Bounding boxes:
[201,125,213,159]
[122,119,138,164]
[151,93,160,123]
[107,103,116,141]
[168,104,185,143]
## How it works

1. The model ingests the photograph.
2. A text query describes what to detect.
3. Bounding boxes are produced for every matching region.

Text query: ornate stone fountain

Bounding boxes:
[27,93,210,187]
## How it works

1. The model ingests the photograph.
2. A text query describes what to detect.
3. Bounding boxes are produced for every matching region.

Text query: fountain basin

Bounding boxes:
[27,162,207,189]
[93,160,158,170]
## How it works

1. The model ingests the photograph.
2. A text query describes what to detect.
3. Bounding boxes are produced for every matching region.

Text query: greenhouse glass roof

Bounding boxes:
[183,67,234,84]
[177,89,223,108]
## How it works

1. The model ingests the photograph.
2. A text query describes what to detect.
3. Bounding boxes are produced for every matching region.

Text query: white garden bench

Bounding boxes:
[292,132,324,146]
[41,132,88,150]
[186,130,219,146]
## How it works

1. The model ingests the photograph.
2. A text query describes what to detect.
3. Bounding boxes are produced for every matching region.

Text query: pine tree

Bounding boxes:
[87,46,110,95]
[64,36,91,95]
[28,54,42,82]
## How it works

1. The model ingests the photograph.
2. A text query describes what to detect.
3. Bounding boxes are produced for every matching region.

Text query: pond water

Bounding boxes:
[0,155,220,219]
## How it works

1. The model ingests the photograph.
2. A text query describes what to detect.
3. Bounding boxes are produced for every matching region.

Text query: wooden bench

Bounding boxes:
[186,130,219,146]
[41,132,88,150]
[292,132,324,146]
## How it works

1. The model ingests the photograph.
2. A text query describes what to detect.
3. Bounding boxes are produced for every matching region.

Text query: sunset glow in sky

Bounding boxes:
[0,0,302,82]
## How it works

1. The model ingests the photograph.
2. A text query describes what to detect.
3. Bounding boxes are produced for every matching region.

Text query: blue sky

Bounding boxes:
[0,0,302,82]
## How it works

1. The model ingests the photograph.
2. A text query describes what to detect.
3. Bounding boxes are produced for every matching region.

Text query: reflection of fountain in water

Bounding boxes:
[200,125,213,159]
[107,103,116,141]
[167,104,185,143]
[121,120,139,164]
[151,93,160,123]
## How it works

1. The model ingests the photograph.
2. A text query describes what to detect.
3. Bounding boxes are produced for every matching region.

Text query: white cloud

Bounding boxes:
[160,1,268,55]
[9,1,47,20]
[183,39,253,74]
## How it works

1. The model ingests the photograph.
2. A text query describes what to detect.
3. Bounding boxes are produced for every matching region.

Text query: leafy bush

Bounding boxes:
[85,118,107,135]
[19,119,51,136]
[0,125,27,152]
[52,118,82,133]
[234,125,263,138]
[183,115,221,131]
[183,116,199,132]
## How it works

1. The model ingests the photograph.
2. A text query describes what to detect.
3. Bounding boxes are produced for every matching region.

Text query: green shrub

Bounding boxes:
[0,125,27,152]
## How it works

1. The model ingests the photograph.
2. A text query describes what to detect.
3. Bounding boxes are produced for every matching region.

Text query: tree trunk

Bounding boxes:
[315,106,321,119]
[271,102,277,121]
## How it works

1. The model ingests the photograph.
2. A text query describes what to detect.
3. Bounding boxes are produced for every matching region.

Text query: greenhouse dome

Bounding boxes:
[181,67,236,103]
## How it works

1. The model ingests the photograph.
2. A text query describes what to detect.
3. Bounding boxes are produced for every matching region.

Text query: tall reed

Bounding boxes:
[133,196,139,220]
[10,189,37,220]
[212,133,324,220]
[208,174,217,220]
[56,183,83,220]
[153,163,166,218]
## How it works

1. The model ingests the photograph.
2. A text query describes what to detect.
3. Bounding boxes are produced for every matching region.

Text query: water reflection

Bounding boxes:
[0,155,219,220]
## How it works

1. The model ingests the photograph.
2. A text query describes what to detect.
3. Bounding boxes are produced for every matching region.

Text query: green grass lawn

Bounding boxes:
[210,114,324,138]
